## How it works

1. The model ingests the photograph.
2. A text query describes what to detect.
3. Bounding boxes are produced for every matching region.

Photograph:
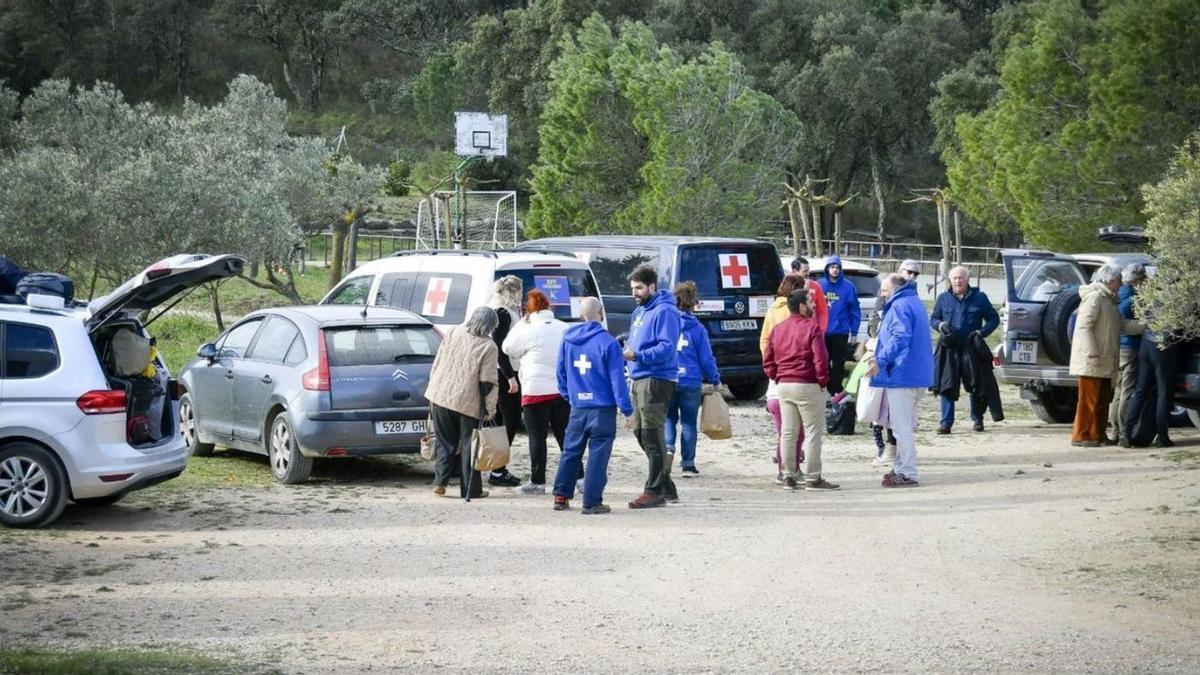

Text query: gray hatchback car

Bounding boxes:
[178,306,438,483]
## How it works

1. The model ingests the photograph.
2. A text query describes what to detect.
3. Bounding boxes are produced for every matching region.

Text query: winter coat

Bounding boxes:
[818,255,861,337]
[763,314,829,388]
[557,321,633,416]
[934,331,1004,421]
[871,282,934,389]
[1069,282,1143,380]
[426,327,499,420]
[929,286,999,345]
[627,289,681,381]
[1118,284,1140,351]
[759,281,829,353]
[502,309,570,398]
[676,312,720,389]
[491,306,519,382]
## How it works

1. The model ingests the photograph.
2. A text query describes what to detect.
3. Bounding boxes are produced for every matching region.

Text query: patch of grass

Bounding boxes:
[152,315,220,375]
[0,646,269,674]
[1163,448,1200,463]
[144,452,278,492]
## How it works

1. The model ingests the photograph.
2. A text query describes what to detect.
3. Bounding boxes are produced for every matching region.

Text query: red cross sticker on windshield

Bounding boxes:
[719,253,750,289]
[422,277,452,317]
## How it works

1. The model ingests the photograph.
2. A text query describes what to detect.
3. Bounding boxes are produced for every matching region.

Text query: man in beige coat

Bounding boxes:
[1069,263,1143,447]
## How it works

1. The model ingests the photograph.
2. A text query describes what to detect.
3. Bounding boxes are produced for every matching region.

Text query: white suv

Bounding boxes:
[0,254,243,528]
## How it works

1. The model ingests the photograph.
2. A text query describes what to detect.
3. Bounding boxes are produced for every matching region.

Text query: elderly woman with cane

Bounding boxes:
[426,307,500,499]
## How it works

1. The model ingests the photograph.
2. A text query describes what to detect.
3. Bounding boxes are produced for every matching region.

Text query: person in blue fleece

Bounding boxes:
[551,298,632,514]
[622,264,682,509]
[819,255,861,394]
[665,282,720,476]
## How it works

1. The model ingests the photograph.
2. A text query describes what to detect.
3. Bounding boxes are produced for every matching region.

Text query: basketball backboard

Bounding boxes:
[454,112,508,158]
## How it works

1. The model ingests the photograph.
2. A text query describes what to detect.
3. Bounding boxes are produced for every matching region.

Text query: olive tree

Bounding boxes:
[1137,131,1200,341]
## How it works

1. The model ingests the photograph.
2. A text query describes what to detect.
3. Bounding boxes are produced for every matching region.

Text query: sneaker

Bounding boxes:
[973,421,984,432]
[553,495,569,511]
[682,466,700,476]
[1070,440,1102,448]
[805,478,840,491]
[937,425,951,435]
[882,470,896,480]
[628,493,667,509]
[576,478,584,492]
[775,472,785,485]
[432,485,446,496]
[488,470,522,487]
[519,482,546,495]
[1153,437,1175,448]
[782,476,798,490]
[582,503,611,515]
[467,491,489,499]
[665,491,680,504]
[1118,435,1132,448]
[1102,436,1118,446]
[882,473,918,488]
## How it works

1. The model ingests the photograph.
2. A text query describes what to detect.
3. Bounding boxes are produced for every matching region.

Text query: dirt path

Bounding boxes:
[3,391,1199,672]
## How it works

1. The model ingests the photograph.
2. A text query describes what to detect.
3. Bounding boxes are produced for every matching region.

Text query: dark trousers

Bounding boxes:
[431,404,484,498]
[825,333,850,394]
[490,380,522,474]
[632,377,677,497]
[553,406,617,508]
[522,397,572,485]
[1123,339,1178,440]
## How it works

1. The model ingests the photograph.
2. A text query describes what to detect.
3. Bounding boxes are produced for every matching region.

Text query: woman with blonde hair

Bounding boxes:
[484,275,524,487]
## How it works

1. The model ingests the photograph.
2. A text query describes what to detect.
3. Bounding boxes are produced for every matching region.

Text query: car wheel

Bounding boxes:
[180,393,215,457]
[1028,386,1078,424]
[73,494,125,507]
[728,379,768,401]
[1041,285,1080,366]
[0,442,69,529]
[268,413,312,484]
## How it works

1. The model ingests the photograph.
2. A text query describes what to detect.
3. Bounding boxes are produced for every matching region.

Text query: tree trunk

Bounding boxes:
[249,261,260,279]
[937,201,952,282]
[329,219,349,288]
[280,59,305,108]
[870,147,887,240]
[786,199,803,257]
[208,282,225,333]
[309,57,324,110]
[810,204,822,256]
[834,210,843,254]
[797,200,813,256]
[348,216,360,270]
[953,208,962,264]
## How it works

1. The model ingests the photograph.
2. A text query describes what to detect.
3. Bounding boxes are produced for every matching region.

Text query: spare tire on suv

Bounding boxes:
[1041,284,1080,366]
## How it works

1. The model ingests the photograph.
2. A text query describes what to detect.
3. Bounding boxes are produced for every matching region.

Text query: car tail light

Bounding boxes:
[302,330,331,391]
[99,473,134,482]
[77,389,127,415]
[326,447,348,457]
[145,262,172,279]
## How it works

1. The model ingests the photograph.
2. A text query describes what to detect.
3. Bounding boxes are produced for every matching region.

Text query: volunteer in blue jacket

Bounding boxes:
[929,265,1000,434]
[665,282,720,476]
[552,298,633,514]
[623,264,683,509]
[819,255,861,394]
[867,273,934,488]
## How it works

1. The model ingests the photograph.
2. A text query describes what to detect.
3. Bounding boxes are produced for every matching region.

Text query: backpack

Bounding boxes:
[16,272,75,305]
[0,255,26,294]
[826,396,857,435]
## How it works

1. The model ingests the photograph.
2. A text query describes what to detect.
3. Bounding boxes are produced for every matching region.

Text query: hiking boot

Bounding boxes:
[805,478,840,491]
[665,491,680,504]
[467,491,489,499]
[519,482,546,495]
[682,466,700,476]
[432,485,446,496]
[553,495,570,511]
[973,421,985,432]
[581,503,611,515]
[1102,436,1118,446]
[1153,436,1175,448]
[937,425,951,435]
[1070,440,1102,448]
[1118,435,1132,448]
[628,493,667,509]
[488,470,521,487]
[782,476,798,491]
[882,473,918,488]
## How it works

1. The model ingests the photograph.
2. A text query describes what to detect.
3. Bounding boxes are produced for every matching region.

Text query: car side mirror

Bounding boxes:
[197,343,217,361]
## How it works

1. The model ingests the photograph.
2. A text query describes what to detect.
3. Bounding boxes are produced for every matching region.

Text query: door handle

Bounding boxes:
[1010,308,1029,318]
[224,371,235,380]
[260,375,273,384]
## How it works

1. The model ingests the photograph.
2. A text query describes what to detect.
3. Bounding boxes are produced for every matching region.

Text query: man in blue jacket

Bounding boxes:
[552,298,633,514]
[819,255,861,394]
[623,265,682,509]
[868,273,934,487]
[929,266,1000,433]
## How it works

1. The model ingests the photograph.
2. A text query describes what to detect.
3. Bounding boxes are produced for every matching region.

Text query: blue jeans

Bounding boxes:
[940,392,983,429]
[553,406,616,508]
[665,385,703,469]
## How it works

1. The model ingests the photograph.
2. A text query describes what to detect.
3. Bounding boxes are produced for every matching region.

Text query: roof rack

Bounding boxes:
[491,248,578,258]
[391,249,498,259]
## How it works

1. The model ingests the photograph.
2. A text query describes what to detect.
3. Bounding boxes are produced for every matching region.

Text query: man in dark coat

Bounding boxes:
[929,266,1000,434]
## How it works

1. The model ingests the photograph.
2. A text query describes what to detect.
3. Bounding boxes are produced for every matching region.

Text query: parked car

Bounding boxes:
[794,255,880,342]
[178,305,439,484]
[320,249,605,330]
[0,254,244,528]
[994,247,1200,426]
[516,236,785,400]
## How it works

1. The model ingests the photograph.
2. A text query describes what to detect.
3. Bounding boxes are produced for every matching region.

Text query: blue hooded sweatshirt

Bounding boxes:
[628,289,682,381]
[871,282,934,389]
[1117,284,1140,350]
[676,312,720,390]
[819,255,861,337]
[557,321,633,417]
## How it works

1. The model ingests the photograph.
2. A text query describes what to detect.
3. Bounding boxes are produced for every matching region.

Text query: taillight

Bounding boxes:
[77,389,127,415]
[302,329,331,391]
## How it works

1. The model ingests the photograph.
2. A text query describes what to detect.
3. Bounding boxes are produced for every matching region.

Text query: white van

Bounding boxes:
[320,250,605,328]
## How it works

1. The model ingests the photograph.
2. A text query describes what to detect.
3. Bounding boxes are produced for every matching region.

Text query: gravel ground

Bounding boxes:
[2,389,1199,673]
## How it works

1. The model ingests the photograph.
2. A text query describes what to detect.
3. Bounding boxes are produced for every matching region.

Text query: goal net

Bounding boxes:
[416,190,518,249]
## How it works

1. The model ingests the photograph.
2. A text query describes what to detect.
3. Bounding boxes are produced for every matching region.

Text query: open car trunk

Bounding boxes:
[92,319,174,449]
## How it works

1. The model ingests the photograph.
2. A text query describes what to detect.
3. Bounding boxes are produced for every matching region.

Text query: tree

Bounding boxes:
[945,0,1200,251]
[527,16,799,238]
[1136,132,1200,341]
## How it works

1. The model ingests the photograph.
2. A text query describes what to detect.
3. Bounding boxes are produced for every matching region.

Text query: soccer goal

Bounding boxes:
[415,190,518,250]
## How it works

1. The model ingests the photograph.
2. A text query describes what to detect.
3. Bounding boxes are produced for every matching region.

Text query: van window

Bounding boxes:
[845,272,881,299]
[678,245,783,296]
[375,273,412,310]
[326,276,372,305]
[1009,258,1086,303]
[587,248,660,295]
[1,322,60,378]
[497,268,600,321]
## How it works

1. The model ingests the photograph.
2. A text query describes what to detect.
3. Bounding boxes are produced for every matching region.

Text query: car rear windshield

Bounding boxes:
[678,245,783,296]
[845,272,880,298]
[324,325,441,366]
[496,267,599,321]
[1009,257,1087,302]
